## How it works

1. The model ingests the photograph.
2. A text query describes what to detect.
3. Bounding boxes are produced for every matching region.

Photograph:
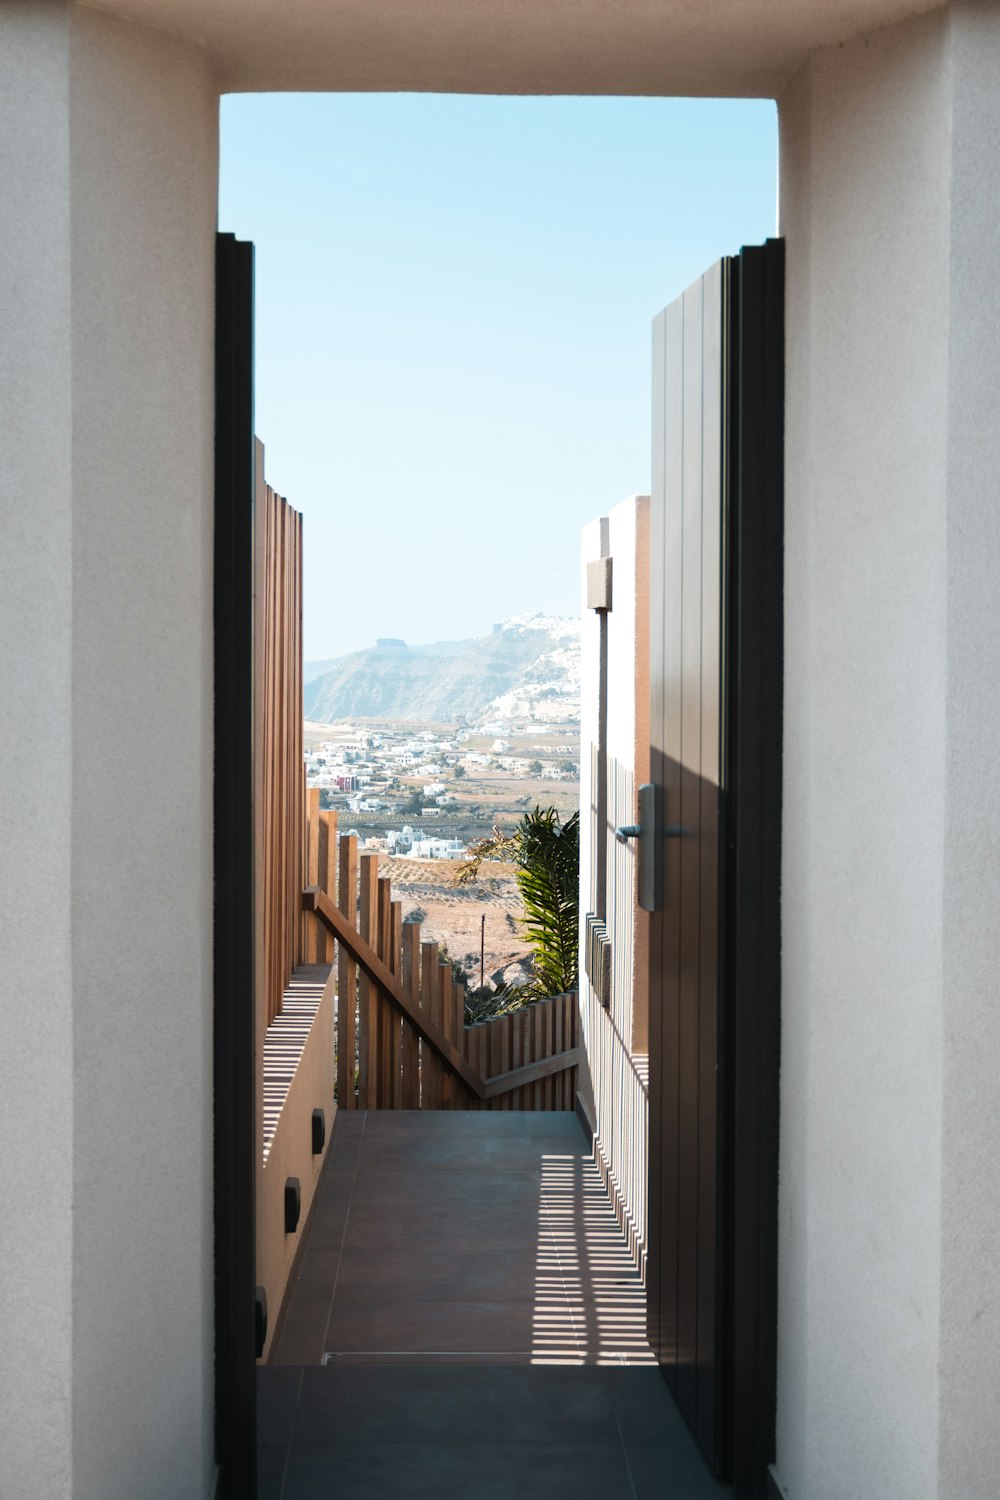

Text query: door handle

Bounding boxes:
[614,783,680,912]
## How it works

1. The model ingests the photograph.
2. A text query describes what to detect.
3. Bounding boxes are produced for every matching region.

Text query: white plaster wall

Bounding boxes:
[775,7,1000,1497]
[0,6,218,1497]
[938,8,1000,1496]
[77,0,944,97]
[0,8,74,1495]
[69,11,218,1497]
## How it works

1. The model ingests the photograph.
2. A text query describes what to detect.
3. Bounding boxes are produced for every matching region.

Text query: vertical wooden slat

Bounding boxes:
[453,982,468,1108]
[565,994,573,1109]
[313,807,327,963]
[500,1016,512,1112]
[336,833,358,1109]
[376,877,392,1107]
[401,921,421,1107]
[358,853,378,1109]
[522,1006,535,1112]
[464,1024,478,1111]
[511,1007,523,1112]
[439,961,452,1107]
[315,809,336,964]
[531,1004,542,1110]
[421,942,442,1109]
[475,1025,487,1111]
[568,994,577,1109]
[554,997,565,1110]
[304,787,319,962]
[440,964,453,1109]
[390,901,404,1107]
[254,464,304,1028]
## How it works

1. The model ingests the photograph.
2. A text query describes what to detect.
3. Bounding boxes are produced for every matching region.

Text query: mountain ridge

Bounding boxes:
[303,613,580,725]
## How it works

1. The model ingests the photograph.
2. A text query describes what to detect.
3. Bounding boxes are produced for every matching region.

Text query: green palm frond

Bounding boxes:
[454,806,579,1002]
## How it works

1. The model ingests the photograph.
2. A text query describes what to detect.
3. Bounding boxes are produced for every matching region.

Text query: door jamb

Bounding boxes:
[213,230,257,1499]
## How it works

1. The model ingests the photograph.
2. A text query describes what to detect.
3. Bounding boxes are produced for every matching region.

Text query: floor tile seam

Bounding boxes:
[273,1366,304,1500]
[353,1161,545,1172]
[614,1408,641,1500]
[318,1111,370,1363]
[327,1293,576,1306]
[284,1438,630,1451]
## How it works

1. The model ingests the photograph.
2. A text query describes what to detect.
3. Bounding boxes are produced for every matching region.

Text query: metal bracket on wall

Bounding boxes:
[584,912,612,1008]
[586,555,613,612]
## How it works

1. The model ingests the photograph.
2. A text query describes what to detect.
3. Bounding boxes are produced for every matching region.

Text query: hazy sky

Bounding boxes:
[219,94,777,661]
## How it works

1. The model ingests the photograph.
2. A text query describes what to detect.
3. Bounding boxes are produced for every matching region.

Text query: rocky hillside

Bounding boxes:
[304,613,580,725]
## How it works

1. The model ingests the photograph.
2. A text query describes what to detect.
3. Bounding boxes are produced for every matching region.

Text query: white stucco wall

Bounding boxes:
[578,498,650,1272]
[0,6,219,1497]
[937,8,1000,1497]
[0,9,74,1495]
[778,6,1000,1497]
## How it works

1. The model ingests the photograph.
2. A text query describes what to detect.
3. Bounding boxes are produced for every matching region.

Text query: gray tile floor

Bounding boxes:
[258,1110,729,1498]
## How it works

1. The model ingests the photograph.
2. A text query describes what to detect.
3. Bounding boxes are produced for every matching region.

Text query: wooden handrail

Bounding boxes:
[304,883,581,1104]
[303,886,486,1100]
[481,1047,582,1102]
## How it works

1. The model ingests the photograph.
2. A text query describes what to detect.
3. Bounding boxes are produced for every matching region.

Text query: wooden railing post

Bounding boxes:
[336,834,359,1110]
[314,808,336,965]
[308,886,581,1111]
[357,853,379,1110]
[390,900,403,1107]
[421,942,443,1109]
[401,921,421,1107]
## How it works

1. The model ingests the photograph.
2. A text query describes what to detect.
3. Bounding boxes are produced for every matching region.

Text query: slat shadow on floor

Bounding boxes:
[259,1109,729,1499]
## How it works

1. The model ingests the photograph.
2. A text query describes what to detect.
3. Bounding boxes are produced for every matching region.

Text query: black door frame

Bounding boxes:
[213,231,257,1499]
[210,226,782,1500]
[723,236,784,1496]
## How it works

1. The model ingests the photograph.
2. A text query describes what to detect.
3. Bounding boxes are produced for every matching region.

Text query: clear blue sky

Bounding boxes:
[219,94,777,661]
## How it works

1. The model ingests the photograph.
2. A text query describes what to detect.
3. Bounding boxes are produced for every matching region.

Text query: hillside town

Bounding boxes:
[304,717,579,859]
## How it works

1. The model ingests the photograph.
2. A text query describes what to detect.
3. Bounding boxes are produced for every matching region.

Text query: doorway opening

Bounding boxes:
[213,92,780,1500]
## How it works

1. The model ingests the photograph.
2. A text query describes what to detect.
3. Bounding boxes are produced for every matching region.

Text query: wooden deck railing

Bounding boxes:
[254,446,304,1027]
[303,836,580,1110]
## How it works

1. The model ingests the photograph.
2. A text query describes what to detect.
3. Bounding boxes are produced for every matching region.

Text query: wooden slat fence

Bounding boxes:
[254,445,304,1028]
[253,439,339,1029]
[304,834,579,1110]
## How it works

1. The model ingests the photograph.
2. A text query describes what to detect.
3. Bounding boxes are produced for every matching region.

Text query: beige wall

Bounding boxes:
[578,496,651,1272]
[257,973,335,1363]
[937,13,1000,1496]
[87,0,941,96]
[778,6,1000,1497]
[0,9,74,1493]
[0,6,219,1497]
[6,3,998,1497]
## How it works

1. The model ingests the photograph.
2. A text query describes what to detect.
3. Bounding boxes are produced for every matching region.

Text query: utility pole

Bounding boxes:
[480,912,486,992]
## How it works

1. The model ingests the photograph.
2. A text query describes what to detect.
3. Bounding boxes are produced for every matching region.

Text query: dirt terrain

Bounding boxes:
[377,855,532,989]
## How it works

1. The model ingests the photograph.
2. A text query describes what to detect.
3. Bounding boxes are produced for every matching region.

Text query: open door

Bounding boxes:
[646,239,783,1497]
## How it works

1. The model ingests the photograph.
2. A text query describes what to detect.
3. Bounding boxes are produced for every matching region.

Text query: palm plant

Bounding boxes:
[456,805,579,1003]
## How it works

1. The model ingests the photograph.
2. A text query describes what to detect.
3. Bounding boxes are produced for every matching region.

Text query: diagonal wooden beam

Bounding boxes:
[481,1048,582,1101]
[303,886,485,1100]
